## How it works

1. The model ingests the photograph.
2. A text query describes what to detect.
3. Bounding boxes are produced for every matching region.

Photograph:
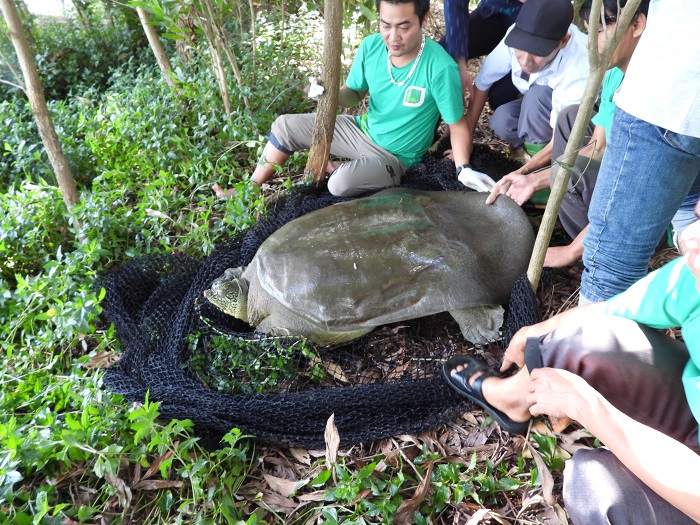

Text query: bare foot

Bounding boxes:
[509,147,529,163]
[326,160,342,174]
[451,364,531,424]
[442,149,454,161]
[212,182,237,199]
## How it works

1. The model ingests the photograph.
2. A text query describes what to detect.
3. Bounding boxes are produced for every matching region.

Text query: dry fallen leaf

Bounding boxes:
[297,490,326,502]
[289,448,311,466]
[85,350,120,369]
[132,480,184,491]
[260,489,298,513]
[525,441,556,507]
[145,208,170,220]
[465,508,512,525]
[324,413,340,477]
[393,461,434,525]
[105,474,132,510]
[549,416,573,433]
[263,473,308,498]
[140,450,174,481]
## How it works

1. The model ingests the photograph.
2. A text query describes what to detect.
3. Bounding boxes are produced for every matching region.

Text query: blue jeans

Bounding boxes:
[672,171,700,248]
[581,107,700,303]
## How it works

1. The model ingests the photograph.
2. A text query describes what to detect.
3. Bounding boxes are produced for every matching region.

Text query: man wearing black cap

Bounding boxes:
[456,0,589,189]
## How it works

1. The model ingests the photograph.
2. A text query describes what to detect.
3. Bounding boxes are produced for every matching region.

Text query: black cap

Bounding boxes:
[505,0,574,57]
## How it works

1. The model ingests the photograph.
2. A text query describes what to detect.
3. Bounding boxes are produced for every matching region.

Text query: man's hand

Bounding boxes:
[458,166,496,192]
[307,78,324,100]
[544,245,580,268]
[500,327,529,372]
[526,368,594,423]
[485,172,536,205]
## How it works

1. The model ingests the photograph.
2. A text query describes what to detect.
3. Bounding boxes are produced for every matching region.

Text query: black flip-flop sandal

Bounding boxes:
[442,355,530,436]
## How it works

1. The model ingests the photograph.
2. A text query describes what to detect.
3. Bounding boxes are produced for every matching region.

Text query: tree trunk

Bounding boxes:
[527,0,644,290]
[304,0,343,182]
[208,39,233,116]
[248,0,256,68]
[136,6,176,88]
[200,0,252,115]
[14,0,36,52]
[0,0,80,210]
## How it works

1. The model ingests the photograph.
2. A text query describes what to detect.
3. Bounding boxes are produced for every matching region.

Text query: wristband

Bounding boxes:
[456,163,471,175]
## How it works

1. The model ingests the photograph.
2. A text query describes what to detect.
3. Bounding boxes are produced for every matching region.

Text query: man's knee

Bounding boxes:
[522,84,553,109]
[563,449,620,525]
[489,100,521,145]
[270,114,314,153]
[519,85,553,144]
[327,173,360,197]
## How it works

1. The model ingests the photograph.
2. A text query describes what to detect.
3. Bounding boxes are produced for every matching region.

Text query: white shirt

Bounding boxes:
[475,23,590,128]
[615,0,700,137]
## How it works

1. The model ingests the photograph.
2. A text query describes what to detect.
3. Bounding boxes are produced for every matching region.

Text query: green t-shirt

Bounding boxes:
[591,67,624,142]
[346,34,463,168]
[605,256,700,445]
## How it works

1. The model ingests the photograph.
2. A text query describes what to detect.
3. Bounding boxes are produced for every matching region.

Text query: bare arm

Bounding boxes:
[527,368,700,523]
[447,115,472,167]
[456,57,475,102]
[544,225,587,268]
[500,301,607,371]
[337,85,367,108]
[465,86,488,136]
[576,125,607,161]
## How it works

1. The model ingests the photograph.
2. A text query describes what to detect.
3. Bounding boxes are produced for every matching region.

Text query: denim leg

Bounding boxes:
[581,107,700,302]
[671,170,700,247]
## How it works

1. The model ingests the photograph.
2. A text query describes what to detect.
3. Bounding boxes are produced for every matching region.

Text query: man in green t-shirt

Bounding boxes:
[214,0,475,198]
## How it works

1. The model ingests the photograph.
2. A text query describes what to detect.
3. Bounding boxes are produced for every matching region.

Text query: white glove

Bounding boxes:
[458,166,497,192]
[307,78,325,100]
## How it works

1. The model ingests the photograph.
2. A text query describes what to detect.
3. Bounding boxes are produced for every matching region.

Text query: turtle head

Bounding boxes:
[204,267,250,323]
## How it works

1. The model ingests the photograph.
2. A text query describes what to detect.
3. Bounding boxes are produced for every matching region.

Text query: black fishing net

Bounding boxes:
[98,143,541,448]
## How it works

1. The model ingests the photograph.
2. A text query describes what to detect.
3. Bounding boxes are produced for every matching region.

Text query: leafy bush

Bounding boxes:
[0,3,149,104]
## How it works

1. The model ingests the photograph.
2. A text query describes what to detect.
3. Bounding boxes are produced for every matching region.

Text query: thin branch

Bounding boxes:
[0,76,25,91]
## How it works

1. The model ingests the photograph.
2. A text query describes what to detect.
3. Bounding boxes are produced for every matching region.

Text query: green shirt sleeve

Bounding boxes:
[346,38,369,93]
[591,67,624,142]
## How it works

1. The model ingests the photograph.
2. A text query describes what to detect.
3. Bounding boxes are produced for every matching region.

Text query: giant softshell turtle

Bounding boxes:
[204,188,535,345]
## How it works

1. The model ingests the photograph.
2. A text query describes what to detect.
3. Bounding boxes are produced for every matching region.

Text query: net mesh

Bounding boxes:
[97,144,541,448]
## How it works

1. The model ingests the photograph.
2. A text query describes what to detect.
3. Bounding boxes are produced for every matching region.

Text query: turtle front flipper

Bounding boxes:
[449,305,504,344]
[204,267,250,322]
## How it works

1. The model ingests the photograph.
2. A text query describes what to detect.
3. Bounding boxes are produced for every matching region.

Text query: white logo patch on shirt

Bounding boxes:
[403,86,426,107]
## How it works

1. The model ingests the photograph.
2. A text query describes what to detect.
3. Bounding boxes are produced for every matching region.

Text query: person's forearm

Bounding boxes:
[578,394,700,522]
[448,116,472,167]
[524,169,550,191]
[466,87,488,135]
[337,85,364,108]
[519,301,606,339]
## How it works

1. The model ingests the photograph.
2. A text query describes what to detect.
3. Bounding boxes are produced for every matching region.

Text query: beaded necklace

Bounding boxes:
[387,35,426,87]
